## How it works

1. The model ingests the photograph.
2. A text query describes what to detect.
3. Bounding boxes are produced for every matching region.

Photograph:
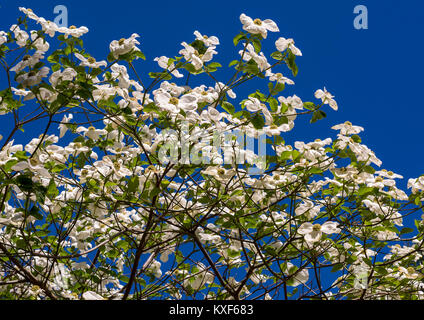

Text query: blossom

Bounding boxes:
[58,114,73,138]
[298,221,341,243]
[331,121,364,135]
[283,262,309,287]
[10,25,29,47]
[0,31,8,45]
[268,72,294,85]
[179,42,217,70]
[154,56,183,78]
[16,67,49,87]
[11,52,45,72]
[194,30,219,47]
[50,67,77,87]
[275,37,302,56]
[155,91,198,114]
[110,33,140,59]
[74,53,107,68]
[315,88,338,111]
[202,166,235,182]
[82,291,104,300]
[408,176,424,194]
[239,43,271,72]
[56,25,89,38]
[76,126,107,141]
[239,13,279,39]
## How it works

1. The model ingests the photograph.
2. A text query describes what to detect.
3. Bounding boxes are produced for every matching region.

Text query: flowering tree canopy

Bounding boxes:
[0,7,424,300]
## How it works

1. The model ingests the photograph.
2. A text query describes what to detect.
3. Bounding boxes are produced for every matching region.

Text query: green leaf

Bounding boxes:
[128,176,139,193]
[251,113,265,129]
[303,102,316,111]
[222,101,235,115]
[270,51,284,60]
[287,51,298,77]
[233,33,246,46]
[400,227,414,235]
[310,110,326,123]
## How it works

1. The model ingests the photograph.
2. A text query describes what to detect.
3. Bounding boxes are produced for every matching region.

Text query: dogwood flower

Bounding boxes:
[408,176,424,194]
[154,56,184,78]
[283,262,309,287]
[82,291,104,300]
[239,43,271,72]
[239,13,279,39]
[76,126,107,141]
[0,31,8,45]
[331,121,364,135]
[58,114,73,138]
[179,42,217,70]
[298,221,341,243]
[74,53,107,68]
[110,33,140,59]
[10,25,29,47]
[268,72,294,85]
[16,67,49,87]
[275,37,302,56]
[49,68,77,87]
[57,25,89,38]
[315,88,338,111]
[11,52,45,72]
[194,30,219,47]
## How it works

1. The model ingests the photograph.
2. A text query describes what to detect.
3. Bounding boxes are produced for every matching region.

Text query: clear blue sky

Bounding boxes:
[1,0,423,187]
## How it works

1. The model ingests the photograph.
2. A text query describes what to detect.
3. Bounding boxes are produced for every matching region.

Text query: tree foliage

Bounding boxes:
[0,8,423,300]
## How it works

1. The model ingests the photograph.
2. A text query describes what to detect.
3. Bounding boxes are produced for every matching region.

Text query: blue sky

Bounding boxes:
[1,0,423,186]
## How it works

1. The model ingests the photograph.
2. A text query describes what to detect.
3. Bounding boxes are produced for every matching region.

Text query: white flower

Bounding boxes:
[111,64,131,89]
[154,56,183,78]
[202,166,235,182]
[82,291,104,300]
[110,33,140,59]
[239,13,279,39]
[408,176,424,194]
[19,7,40,21]
[30,31,49,52]
[239,43,270,72]
[11,88,35,101]
[58,114,73,138]
[194,30,219,47]
[375,169,403,179]
[49,67,77,87]
[155,91,198,114]
[207,107,222,122]
[331,121,363,135]
[283,262,309,287]
[11,52,45,72]
[74,53,107,68]
[268,72,294,85]
[315,88,338,111]
[215,82,236,99]
[298,221,341,243]
[76,126,107,141]
[57,25,89,38]
[10,25,29,47]
[12,159,51,179]
[0,31,8,45]
[275,37,302,56]
[179,42,217,70]
[244,97,262,112]
[16,67,49,87]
